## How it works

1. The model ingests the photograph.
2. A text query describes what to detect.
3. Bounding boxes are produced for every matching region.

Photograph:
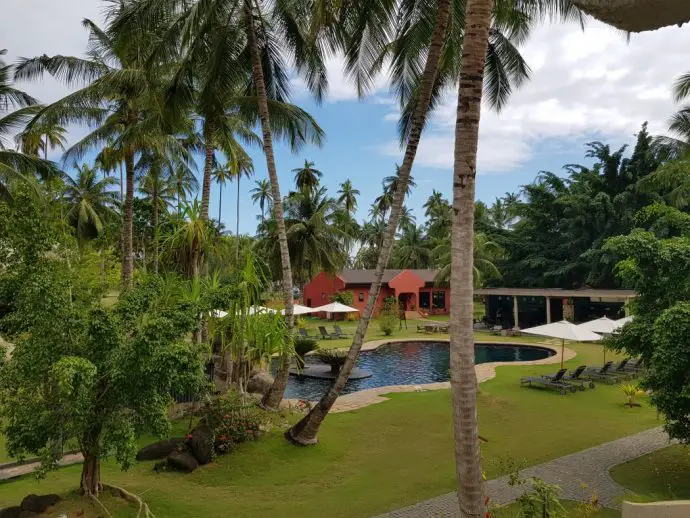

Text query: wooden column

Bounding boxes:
[546,296,552,324]
[513,295,520,330]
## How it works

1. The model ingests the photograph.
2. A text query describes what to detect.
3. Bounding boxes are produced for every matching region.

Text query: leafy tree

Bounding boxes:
[433,232,503,287]
[330,290,354,306]
[250,179,273,222]
[337,179,360,213]
[293,160,322,193]
[392,224,431,269]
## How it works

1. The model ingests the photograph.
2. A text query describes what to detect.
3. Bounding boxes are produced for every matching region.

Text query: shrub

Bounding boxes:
[379,296,399,336]
[200,391,267,456]
[315,349,348,372]
[622,384,645,407]
[330,290,354,306]
[294,337,318,367]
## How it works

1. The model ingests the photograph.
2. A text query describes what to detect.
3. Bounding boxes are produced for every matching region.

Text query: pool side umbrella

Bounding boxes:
[281,304,317,316]
[614,315,634,329]
[522,320,602,370]
[578,316,619,364]
[312,302,359,320]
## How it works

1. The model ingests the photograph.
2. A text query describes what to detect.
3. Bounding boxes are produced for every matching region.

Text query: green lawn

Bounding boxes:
[610,445,690,503]
[0,341,659,517]
[493,500,620,517]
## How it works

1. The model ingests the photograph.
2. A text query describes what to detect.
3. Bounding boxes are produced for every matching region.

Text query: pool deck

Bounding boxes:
[284,338,575,413]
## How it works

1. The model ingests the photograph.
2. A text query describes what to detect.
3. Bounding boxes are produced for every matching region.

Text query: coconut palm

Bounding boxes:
[15,11,188,290]
[171,161,199,213]
[16,120,67,159]
[63,163,119,246]
[293,160,322,192]
[226,148,254,259]
[337,179,360,213]
[392,224,432,269]
[212,161,233,226]
[250,178,273,222]
[433,232,503,287]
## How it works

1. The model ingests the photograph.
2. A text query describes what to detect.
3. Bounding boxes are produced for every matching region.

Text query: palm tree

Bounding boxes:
[171,162,199,213]
[398,206,416,231]
[392,224,431,269]
[448,0,582,513]
[250,178,273,222]
[63,163,119,246]
[433,233,503,287]
[423,190,446,218]
[293,160,323,192]
[212,161,233,226]
[337,179,360,213]
[227,149,254,259]
[15,12,187,290]
[16,120,67,159]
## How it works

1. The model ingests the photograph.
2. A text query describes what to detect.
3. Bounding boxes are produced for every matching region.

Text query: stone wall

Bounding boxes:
[623,500,690,518]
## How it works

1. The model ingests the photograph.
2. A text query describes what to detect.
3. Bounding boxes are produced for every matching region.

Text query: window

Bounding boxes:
[321,292,327,300]
[432,290,446,309]
[419,291,430,309]
[359,292,365,302]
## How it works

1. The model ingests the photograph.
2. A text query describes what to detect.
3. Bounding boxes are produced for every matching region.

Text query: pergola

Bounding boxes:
[573,0,690,32]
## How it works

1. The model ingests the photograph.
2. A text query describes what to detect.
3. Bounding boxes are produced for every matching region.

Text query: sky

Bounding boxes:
[3,1,690,235]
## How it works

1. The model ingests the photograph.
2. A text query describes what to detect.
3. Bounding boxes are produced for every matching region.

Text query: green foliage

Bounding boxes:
[330,290,354,305]
[621,384,645,407]
[199,391,267,456]
[379,296,399,336]
[315,349,348,371]
[294,337,318,368]
[508,471,567,518]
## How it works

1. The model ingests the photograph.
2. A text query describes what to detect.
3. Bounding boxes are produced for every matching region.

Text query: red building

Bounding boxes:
[303,269,449,316]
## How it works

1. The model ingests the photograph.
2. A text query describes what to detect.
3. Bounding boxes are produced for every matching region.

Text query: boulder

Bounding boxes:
[20,494,60,513]
[188,425,213,465]
[166,451,198,473]
[136,438,184,461]
[247,370,274,395]
[0,507,22,518]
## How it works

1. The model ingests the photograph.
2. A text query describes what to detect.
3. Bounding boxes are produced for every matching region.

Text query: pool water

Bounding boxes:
[283,341,553,401]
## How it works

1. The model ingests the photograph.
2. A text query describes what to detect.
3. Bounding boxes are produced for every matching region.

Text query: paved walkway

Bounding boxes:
[0,453,83,481]
[376,427,671,517]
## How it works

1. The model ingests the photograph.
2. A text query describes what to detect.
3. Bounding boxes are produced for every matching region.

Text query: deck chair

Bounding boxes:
[298,328,314,339]
[520,369,577,395]
[333,325,348,338]
[585,361,622,384]
[611,359,637,380]
[318,326,335,340]
[545,365,594,390]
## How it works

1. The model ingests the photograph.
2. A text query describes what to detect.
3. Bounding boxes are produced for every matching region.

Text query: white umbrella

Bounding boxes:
[522,320,602,369]
[614,315,634,329]
[281,304,317,316]
[578,316,619,335]
[312,301,359,313]
[211,310,228,318]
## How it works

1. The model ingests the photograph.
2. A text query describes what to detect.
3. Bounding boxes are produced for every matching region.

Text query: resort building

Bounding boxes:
[303,269,450,316]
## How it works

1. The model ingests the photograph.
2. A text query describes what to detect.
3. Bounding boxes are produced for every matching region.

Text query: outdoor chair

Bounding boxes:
[318,326,336,340]
[585,361,622,384]
[520,369,577,395]
[545,365,594,390]
[611,359,637,380]
[491,325,502,335]
[298,328,314,339]
[333,325,348,338]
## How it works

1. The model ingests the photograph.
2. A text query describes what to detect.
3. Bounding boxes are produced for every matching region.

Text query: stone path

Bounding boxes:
[0,453,83,481]
[375,427,671,517]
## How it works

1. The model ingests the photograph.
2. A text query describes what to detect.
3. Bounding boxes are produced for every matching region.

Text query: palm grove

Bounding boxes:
[1,0,690,516]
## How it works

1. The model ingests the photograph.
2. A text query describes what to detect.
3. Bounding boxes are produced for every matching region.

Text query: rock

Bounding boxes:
[18,512,38,518]
[20,494,60,513]
[0,507,22,518]
[188,425,213,465]
[136,438,184,461]
[247,370,274,395]
[166,451,198,473]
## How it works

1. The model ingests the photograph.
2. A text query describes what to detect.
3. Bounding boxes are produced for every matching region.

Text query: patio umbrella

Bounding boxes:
[281,304,317,316]
[522,320,602,369]
[312,302,359,313]
[614,315,634,328]
[578,317,619,364]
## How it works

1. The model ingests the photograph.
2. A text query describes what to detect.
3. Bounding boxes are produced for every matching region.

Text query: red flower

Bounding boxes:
[219,434,228,441]
[484,496,490,506]
[485,513,491,518]
[185,434,193,440]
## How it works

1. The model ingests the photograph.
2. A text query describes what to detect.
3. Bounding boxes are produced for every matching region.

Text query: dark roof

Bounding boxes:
[339,269,439,285]
[475,287,636,299]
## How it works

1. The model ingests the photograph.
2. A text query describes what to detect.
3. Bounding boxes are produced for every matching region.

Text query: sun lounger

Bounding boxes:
[298,328,314,339]
[318,326,336,340]
[491,325,503,335]
[611,359,638,380]
[545,365,594,390]
[585,361,622,384]
[521,369,577,395]
[333,325,348,338]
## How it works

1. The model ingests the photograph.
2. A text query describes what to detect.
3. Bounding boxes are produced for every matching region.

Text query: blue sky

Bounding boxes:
[4,1,690,235]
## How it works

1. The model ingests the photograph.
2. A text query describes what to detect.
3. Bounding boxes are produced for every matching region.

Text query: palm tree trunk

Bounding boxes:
[286,0,453,445]
[119,161,124,203]
[244,0,295,410]
[44,134,48,160]
[152,186,159,275]
[450,0,492,515]
[236,175,241,262]
[201,121,214,220]
[218,182,223,225]
[121,150,135,288]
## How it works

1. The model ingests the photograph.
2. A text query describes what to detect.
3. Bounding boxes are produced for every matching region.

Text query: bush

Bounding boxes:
[379,296,399,336]
[330,290,354,306]
[315,349,348,372]
[200,391,267,456]
[294,337,318,367]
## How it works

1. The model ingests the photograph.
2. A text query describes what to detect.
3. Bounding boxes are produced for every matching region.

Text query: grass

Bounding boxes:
[0,341,659,517]
[492,500,620,517]
[610,445,690,503]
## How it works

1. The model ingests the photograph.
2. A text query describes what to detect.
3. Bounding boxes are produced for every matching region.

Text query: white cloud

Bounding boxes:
[375,19,690,173]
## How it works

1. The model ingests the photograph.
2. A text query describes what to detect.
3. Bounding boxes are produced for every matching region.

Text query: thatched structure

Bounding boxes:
[572,0,690,32]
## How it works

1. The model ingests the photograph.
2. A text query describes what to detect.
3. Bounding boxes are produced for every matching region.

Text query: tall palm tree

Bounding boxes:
[423,190,446,218]
[250,178,273,222]
[212,161,233,226]
[15,12,187,290]
[16,120,67,159]
[63,163,119,246]
[392,224,431,269]
[448,0,582,513]
[337,179,360,213]
[227,148,254,259]
[293,159,323,192]
[171,161,199,213]
[433,232,503,287]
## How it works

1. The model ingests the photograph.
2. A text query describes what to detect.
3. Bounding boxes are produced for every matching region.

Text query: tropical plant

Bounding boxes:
[16,119,67,159]
[250,178,273,222]
[337,179,360,213]
[294,337,318,368]
[212,161,233,226]
[63,163,119,246]
[315,349,348,373]
[378,297,399,336]
[621,384,645,407]
[330,290,354,306]
[227,149,254,259]
[392,224,432,269]
[293,160,323,193]
[434,233,503,287]
[171,161,199,213]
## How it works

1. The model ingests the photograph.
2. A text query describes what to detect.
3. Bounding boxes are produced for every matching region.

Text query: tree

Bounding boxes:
[171,161,199,213]
[63,164,119,246]
[293,160,323,193]
[212,161,233,226]
[250,178,273,222]
[392,224,431,269]
[16,119,67,160]
[227,149,254,259]
[337,179,360,213]
[433,233,503,287]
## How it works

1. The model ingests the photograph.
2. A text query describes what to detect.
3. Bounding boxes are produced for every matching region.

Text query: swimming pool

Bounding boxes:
[282,341,554,400]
